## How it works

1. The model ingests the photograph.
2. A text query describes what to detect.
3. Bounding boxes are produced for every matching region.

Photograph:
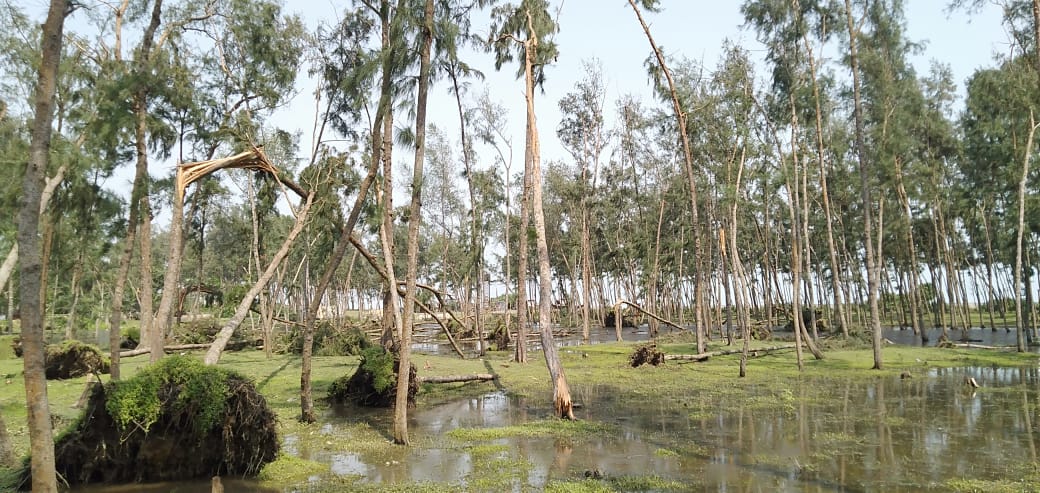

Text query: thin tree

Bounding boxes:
[843,0,884,368]
[491,0,575,418]
[19,1,70,490]
[628,0,706,353]
[394,0,436,445]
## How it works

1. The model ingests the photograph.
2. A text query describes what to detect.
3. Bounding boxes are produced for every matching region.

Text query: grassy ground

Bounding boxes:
[0,332,1038,491]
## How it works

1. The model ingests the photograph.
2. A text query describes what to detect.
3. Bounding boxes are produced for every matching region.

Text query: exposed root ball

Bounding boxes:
[45,341,110,379]
[630,344,665,367]
[328,347,417,407]
[17,356,278,489]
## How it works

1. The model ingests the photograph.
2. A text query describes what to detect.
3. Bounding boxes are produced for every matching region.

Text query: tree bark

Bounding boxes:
[19,1,68,490]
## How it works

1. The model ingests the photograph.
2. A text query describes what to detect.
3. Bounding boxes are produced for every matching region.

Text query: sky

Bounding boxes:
[272,0,1011,177]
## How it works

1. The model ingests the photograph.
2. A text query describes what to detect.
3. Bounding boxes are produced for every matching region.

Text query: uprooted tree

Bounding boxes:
[16,356,278,489]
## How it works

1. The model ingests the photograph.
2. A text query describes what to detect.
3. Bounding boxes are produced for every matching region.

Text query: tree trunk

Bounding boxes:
[1014,112,1038,352]
[19,1,68,490]
[894,158,922,336]
[844,0,884,369]
[521,13,573,420]
[150,179,186,362]
[515,138,531,364]
[64,254,83,340]
[394,0,434,445]
[0,166,66,293]
[629,0,704,353]
[203,192,314,365]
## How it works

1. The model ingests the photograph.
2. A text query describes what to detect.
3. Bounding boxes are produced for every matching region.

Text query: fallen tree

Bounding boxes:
[120,343,212,358]
[17,356,278,488]
[418,374,495,384]
[664,344,798,362]
[203,191,314,365]
[610,300,685,341]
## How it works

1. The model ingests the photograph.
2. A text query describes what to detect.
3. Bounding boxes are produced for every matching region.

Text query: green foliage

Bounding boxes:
[285,321,372,356]
[104,356,231,437]
[360,347,396,394]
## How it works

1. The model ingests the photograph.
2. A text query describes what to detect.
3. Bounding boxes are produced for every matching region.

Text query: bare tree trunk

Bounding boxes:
[1015,112,1038,352]
[518,12,573,419]
[150,180,185,362]
[894,159,922,336]
[64,255,83,340]
[19,1,68,490]
[515,146,531,364]
[0,166,66,293]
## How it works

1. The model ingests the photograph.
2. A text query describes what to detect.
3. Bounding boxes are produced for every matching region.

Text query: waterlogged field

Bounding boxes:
[1,332,1039,492]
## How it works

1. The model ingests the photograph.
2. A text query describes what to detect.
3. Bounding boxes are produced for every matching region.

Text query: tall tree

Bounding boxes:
[394,0,436,445]
[843,0,884,369]
[628,0,707,353]
[491,0,574,419]
[19,1,70,490]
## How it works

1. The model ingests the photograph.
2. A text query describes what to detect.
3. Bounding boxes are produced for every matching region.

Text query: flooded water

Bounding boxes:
[68,364,1040,491]
[67,324,1040,491]
[235,366,1039,492]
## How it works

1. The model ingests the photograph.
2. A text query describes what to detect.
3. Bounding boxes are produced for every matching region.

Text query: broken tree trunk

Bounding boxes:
[349,235,466,358]
[612,300,685,341]
[665,344,798,362]
[204,192,314,365]
[418,374,495,384]
[120,343,212,358]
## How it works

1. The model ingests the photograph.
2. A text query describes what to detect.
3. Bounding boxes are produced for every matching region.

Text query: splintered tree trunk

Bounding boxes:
[523,18,573,420]
[20,1,67,490]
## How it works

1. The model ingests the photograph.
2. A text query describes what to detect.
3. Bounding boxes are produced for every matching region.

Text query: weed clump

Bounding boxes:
[17,356,278,488]
[44,341,109,379]
[327,346,417,407]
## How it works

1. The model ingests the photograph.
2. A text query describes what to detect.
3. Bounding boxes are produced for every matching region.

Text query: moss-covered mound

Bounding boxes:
[45,341,110,379]
[17,356,278,489]
[328,347,417,407]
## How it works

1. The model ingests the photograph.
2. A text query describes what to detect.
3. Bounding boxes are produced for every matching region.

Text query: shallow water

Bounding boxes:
[68,323,1040,491]
[279,366,1039,491]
